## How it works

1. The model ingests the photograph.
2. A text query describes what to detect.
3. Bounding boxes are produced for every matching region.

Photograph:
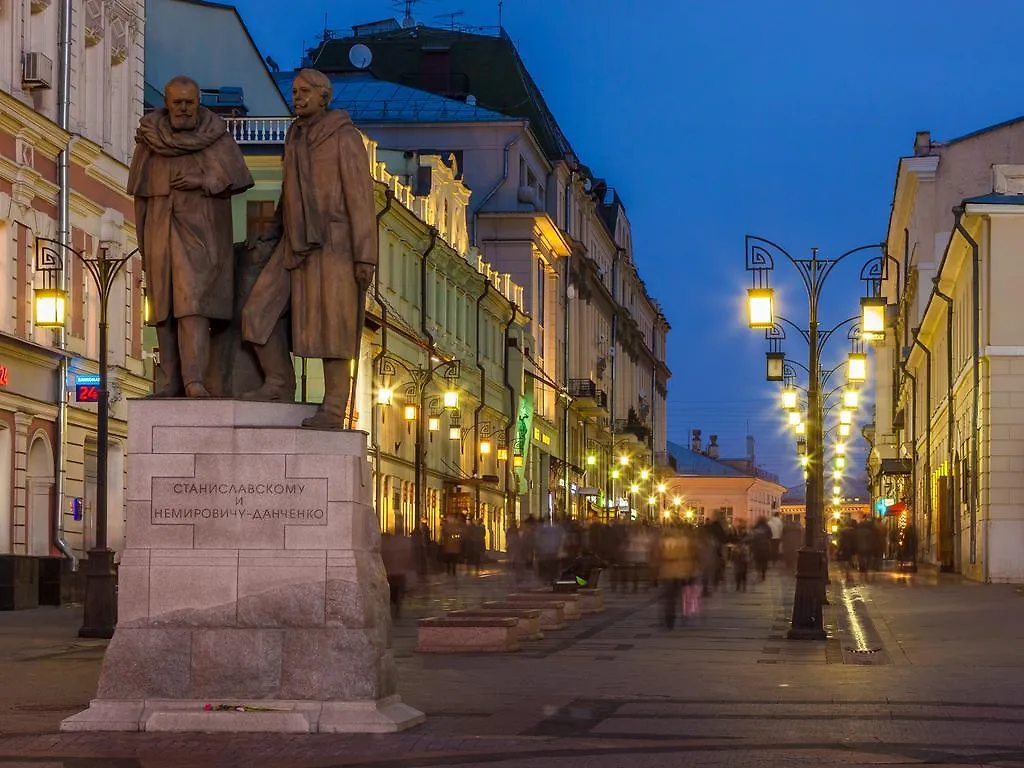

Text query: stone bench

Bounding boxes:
[416,617,520,653]
[508,592,583,620]
[483,600,566,631]
[447,608,543,641]
[578,588,605,614]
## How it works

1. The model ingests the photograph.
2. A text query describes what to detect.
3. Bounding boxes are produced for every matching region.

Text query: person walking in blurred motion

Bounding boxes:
[837,518,858,578]
[855,515,877,580]
[465,517,485,575]
[380,532,413,617]
[751,517,771,582]
[507,520,525,583]
[535,519,565,585]
[658,524,697,630]
[625,523,655,592]
[731,537,750,592]
[767,511,784,565]
[440,514,464,577]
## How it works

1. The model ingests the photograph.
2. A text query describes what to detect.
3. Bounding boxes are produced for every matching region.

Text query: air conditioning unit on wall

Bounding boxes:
[22,52,53,90]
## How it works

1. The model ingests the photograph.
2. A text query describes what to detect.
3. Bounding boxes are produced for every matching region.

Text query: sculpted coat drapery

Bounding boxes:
[128,108,253,323]
[243,110,377,360]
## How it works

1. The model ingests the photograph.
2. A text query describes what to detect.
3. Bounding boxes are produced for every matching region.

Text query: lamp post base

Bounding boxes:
[787,547,827,641]
[78,547,117,639]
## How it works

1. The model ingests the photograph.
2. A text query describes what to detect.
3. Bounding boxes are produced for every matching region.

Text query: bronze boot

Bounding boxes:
[302,358,351,430]
[178,315,212,398]
[150,320,184,397]
[241,318,296,401]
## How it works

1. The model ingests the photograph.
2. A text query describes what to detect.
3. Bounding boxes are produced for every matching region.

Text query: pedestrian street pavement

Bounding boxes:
[3,563,1024,767]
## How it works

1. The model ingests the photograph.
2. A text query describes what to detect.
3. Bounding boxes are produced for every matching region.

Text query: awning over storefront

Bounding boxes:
[880,458,913,475]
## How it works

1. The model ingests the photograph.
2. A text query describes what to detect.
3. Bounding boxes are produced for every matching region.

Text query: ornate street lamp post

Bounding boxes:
[33,236,139,639]
[376,355,460,528]
[744,236,888,639]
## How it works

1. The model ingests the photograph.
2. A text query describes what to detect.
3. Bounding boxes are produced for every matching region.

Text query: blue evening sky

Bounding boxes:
[232,0,1024,488]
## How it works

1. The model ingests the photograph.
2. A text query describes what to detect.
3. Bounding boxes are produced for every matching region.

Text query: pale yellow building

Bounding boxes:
[872,122,1024,582]
[228,121,528,552]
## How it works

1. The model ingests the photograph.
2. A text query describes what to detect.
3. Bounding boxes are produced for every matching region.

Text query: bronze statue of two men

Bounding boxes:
[129,70,377,430]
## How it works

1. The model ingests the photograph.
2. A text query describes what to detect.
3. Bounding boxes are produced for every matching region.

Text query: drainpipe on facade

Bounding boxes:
[933,282,957,572]
[911,333,933,558]
[53,0,75,568]
[502,303,519,525]
[370,188,394,527]
[473,277,490,541]
[902,364,919,568]
[414,228,439,530]
[952,206,981,573]
[469,125,526,247]
[608,247,623,507]
[562,254,571,521]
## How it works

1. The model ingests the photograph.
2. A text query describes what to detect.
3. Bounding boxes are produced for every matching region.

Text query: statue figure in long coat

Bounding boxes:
[242,68,377,429]
[128,75,254,397]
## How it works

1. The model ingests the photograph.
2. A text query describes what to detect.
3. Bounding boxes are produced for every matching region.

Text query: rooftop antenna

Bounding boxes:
[401,0,417,28]
[498,0,503,29]
[434,10,464,30]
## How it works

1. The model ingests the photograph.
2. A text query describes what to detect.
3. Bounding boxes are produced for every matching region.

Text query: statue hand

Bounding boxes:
[170,170,204,192]
[355,263,375,291]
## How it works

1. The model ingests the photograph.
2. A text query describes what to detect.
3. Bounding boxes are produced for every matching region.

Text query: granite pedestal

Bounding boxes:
[61,399,424,734]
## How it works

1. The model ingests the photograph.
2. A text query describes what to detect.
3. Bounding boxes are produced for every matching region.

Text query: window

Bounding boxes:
[536,260,546,358]
[246,200,277,240]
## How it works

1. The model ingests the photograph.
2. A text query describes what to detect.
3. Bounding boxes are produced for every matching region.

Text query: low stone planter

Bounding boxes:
[483,600,566,631]
[508,592,583,620]
[416,617,520,653]
[578,588,605,613]
[447,608,543,641]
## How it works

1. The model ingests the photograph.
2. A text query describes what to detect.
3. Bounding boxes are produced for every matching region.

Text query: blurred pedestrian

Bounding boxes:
[767,511,783,564]
[658,525,697,629]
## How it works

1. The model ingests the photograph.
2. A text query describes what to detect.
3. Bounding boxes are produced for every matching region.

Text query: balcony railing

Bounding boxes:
[225,117,292,144]
[615,418,650,445]
[568,378,608,409]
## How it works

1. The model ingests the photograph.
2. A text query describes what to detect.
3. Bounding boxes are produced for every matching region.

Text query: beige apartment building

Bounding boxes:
[0,0,148,607]
[871,122,1024,582]
[227,121,528,551]
[663,435,785,529]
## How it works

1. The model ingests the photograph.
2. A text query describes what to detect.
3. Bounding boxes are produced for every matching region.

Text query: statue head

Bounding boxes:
[164,75,200,131]
[292,68,332,120]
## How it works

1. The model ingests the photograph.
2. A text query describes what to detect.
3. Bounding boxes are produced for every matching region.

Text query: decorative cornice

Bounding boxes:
[903,154,940,181]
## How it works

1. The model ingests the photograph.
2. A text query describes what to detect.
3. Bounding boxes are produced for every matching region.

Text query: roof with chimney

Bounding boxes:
[666,441,746,478]
[302,22,573,161]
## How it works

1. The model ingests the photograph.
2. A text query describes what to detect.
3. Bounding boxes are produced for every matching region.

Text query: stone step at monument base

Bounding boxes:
[61,695,424,734]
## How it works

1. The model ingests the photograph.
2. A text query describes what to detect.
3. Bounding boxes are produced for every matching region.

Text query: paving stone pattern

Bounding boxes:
[2,565,1024,767]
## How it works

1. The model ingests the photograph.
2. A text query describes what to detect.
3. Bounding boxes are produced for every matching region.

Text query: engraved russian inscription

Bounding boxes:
[151,475,328,525]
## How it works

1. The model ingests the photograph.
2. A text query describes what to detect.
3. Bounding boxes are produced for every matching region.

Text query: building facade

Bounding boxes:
[293,20,671,524]
[664,436,785,529]
[226,122,529,552]
[0,0,147,606]
[870,123,1024,582]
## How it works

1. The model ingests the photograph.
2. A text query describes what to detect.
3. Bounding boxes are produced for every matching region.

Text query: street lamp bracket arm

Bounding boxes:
[35,237,138,305]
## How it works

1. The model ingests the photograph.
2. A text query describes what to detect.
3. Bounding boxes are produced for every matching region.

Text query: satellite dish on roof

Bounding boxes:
[349,44,373,69]
[582,178,593,193]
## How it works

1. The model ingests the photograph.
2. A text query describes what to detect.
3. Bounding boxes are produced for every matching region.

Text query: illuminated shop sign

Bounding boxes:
[76,374,101,403]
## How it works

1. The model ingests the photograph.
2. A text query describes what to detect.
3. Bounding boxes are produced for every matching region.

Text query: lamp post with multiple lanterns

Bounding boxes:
[745,236,888,639]
[376,355,461,528]
[33,234,138,640]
